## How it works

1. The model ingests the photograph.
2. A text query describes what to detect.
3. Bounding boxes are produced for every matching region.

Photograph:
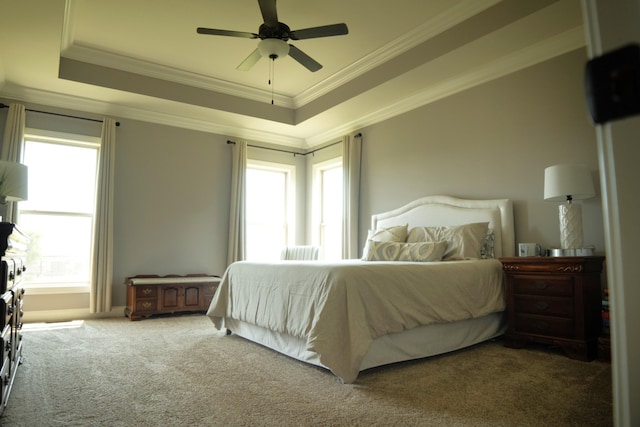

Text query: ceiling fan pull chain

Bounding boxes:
[270,57,275,105]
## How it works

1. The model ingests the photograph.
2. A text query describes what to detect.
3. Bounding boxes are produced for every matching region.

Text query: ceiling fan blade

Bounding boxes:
[237,48,263,71]
[288,45,322,72]
[290,23,348,40]
[258,0,278,28]
[197,27,258,39]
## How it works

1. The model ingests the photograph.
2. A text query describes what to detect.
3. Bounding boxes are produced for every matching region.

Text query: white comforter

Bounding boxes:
[207,259,505,383]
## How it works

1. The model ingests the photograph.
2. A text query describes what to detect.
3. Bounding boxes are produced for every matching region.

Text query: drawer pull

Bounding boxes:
[142,302,152,309]
[534,321,550,330]
[142,288,152,295]
[534,301,549,311]
[534,281,549,290]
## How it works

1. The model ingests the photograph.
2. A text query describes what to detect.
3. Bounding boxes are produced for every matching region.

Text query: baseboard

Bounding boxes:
[23,306,127,323]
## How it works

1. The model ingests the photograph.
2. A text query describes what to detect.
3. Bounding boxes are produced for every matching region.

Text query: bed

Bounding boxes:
[207,195,515,383]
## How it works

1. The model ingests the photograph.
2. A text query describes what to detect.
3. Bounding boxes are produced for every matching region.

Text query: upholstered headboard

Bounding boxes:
[370,195,515,257]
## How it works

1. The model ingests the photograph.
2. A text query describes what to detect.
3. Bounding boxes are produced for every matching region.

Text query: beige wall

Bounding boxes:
[358,48,604,257]
[112,121,231,306]
[0,47,605,320]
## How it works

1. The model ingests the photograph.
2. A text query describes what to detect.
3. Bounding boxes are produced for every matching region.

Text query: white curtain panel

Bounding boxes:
[1,103,26,223]
[342,134,362,259]
[227,140,247,266]
[90,118,116,313]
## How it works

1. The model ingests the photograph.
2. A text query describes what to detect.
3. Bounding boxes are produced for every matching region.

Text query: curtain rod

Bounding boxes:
[227,133,361,157]
[0,103,120,127]
[227,140,305,156]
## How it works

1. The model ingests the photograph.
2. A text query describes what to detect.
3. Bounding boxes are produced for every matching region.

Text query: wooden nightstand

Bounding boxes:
[500,256,605,361]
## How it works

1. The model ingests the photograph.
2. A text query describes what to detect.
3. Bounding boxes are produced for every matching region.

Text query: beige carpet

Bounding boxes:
[2,315,612,426]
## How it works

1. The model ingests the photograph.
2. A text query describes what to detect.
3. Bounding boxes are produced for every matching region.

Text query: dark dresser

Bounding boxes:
[0,223,29,413]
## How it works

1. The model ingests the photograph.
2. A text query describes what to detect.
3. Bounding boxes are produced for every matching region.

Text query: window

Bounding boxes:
[245,161,295,261]
[19,130,100,290]
[312,159,343,260]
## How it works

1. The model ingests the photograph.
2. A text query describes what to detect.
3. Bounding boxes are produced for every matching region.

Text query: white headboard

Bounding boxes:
[371,195,515,257]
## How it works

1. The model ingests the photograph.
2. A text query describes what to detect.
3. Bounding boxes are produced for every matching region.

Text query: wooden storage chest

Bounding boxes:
[125,274,220,321]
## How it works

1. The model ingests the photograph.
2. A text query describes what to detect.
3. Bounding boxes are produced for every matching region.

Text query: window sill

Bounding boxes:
[23,285,90,295]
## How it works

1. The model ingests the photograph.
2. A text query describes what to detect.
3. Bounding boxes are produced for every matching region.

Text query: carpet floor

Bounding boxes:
[1,315,612,426]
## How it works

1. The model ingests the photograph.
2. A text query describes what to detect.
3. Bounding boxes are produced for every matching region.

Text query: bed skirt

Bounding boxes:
[221,312,506,383]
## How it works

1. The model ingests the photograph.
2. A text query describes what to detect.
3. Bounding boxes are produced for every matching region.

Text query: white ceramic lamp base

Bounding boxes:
[559,202,583,249]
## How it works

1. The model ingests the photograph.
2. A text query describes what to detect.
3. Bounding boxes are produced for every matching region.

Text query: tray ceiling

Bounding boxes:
[0,0,584,148]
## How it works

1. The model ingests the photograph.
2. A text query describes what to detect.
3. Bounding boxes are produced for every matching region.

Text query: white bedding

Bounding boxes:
[207,258,505,383]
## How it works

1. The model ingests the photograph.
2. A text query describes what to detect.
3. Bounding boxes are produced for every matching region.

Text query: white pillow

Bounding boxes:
[407,222,489,260]
[361,224,408,260]
[364,241,447,262]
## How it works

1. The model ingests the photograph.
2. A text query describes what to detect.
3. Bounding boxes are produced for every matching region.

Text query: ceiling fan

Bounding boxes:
[197,0,348,72]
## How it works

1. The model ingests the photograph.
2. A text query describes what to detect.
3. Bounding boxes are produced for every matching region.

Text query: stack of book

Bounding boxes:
[598,286,610,362]
[601,287,610,335]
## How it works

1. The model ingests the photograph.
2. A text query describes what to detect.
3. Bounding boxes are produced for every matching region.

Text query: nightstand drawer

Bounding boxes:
[512,275,573,297]
[514,295,574,317]
[515,314,575,338]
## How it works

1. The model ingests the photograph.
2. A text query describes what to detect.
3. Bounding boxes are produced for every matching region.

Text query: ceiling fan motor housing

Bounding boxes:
[258,22,292,40]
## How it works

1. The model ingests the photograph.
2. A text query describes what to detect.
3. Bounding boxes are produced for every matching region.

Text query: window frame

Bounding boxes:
[311,157,343,260]
[245,159,296,261]
[19,128,101,294]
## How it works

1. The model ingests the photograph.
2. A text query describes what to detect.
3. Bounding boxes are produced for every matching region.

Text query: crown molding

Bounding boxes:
[61,44,294,108]
[293,0,501,108]
[305,26,585,147]
[3,19,585,151]
[60,0,500,111]
[60,1,291,108]
[0,85,306,147]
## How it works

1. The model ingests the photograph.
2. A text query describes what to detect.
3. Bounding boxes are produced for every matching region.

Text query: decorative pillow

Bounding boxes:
[480,229,495,259]
[364,241,447,262]
[407,222,490,260]
[361,224,408,260]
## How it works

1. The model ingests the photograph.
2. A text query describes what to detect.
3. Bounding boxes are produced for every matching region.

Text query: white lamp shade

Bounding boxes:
[258,38,290,59]
[544,164,595,202]
[0,160,28,201]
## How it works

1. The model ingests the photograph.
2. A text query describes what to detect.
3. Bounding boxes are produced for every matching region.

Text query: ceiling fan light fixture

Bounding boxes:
[258,38,289,59]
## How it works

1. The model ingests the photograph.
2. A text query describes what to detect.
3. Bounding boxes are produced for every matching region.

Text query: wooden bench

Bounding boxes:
[125,274,220,321]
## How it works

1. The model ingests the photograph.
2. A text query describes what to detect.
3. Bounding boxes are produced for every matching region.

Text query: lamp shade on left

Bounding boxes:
[0,161,28,202]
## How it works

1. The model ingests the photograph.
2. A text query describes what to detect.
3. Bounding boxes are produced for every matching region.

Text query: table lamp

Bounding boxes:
[0,160,28,222]
[544,164,595,249]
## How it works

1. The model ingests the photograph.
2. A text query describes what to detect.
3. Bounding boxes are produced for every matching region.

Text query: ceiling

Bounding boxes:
[0,0,585,149]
